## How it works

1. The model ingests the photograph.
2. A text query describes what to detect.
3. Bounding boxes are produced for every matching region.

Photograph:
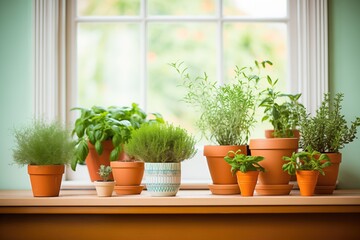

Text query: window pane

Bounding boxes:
[223,22,288,138]
[147,23,216,140]
[148,0,216,16]
[223,0,287,17]
[77,0,140,16]
[77,23,141,108]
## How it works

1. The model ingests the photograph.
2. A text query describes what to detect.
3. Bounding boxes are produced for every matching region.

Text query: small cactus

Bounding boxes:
[98,165,112,181]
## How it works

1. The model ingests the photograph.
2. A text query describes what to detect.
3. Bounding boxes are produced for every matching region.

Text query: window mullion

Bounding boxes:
[141,0,148,112]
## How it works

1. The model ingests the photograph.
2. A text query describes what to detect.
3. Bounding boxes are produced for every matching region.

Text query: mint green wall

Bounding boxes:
[329,0,360,189]
[0,0,33,189]
[0,0,359,189]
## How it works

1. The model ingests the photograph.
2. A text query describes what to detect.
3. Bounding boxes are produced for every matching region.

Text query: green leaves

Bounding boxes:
[224,150,265,174]
[282,147,331,176]
[71,104,164,169]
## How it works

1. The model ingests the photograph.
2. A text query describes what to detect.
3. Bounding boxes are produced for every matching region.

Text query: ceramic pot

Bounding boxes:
[111,161,144,195]
[145,163,181,197]
[28,165,64,197]
[315,152,342,194]
[86,140,126,182]
[250,138,298,195]
[94,181,115,197]
[236,171,259,197]
[296,170,319,196]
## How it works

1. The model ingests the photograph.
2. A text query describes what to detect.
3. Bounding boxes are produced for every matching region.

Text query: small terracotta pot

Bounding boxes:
[28,165,64,197]
[86,141,126,182]
[265,129,300,139]
[204,145,247,185]
[315,152,342,194]
[94,181,115,197]
[110,161,144,195]
[250,138,298,185]
[236,171,259,197]
[296,170,319,196]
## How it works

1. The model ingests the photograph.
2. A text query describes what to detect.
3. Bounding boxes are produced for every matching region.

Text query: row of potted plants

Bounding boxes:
[11,60,360,197]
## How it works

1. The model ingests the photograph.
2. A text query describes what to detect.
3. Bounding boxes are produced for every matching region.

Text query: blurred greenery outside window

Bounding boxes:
[69,0,290,183]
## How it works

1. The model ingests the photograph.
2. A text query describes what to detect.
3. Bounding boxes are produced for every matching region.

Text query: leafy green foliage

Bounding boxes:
[72,103,164,170]
[224,150,265,174]
[259,75,305,138]
[12,120,75,166]
[171,60,271,145]
[98,164,112,181]
[124,123,197,163]
[299,93,360,153]
[282,147,331,176]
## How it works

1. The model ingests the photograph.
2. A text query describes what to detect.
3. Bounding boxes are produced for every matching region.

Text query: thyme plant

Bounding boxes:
[299,93,360,153]
[171,60,272,145]
[124,123,197,163]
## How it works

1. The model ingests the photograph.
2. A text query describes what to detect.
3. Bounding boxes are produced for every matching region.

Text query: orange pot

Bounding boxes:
[236,171,259,197]
[315,152,342,194]
[86,140,126,182]
[204,145,247,185]
[110,161,144,186]
[28,165,64,197]
[250,138,298,185]
[296,170,319,196]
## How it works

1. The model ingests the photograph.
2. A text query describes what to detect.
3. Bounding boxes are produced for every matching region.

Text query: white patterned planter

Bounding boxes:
[145,163,181,197]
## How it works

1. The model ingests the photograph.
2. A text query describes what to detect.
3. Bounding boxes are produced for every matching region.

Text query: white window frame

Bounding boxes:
[33,0,328,185]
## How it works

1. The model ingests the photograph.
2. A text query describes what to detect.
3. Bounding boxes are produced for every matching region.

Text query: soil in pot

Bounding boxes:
[28,165,64,197]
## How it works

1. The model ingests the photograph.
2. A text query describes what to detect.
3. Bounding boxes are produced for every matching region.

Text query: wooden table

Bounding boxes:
[1,189,360,240]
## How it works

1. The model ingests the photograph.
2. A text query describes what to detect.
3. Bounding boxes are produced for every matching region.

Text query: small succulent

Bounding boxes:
[98,165,112,181]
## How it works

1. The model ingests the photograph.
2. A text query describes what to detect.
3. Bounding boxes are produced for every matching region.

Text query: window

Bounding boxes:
[33,0,329,184]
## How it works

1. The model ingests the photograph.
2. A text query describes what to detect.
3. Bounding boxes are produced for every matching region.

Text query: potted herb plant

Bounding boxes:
[299,93,360,194]
[72,103,163,182]
[249,71,303,195]
[224,150,265,196]
[125,123,197,197]
[282,147,331,196]
[94,165,115,197]
[172,60,270,195]
[12,120,74,197]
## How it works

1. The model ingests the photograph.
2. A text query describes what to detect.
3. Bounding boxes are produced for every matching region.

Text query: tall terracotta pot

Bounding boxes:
[204,145,247,195]
[296,170,319,196]
[28,165,64,197]
[110,161,144,195]
[236,171,259,197]
[315,152,342,194]
[86,140,126,182]
[249,138,298,195]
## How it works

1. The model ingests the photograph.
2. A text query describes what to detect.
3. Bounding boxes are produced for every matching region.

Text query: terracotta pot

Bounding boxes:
[296,170,319,196]
[94,181,115,197]
[86,140,126,182]
[236,171,259,197]
[315,152,342,194]
[28,165,64,197]
[265,129,300,139]
[145,163,181,197]
[204,145,247,185]
[110,161,144,195]
[250,138,298,185]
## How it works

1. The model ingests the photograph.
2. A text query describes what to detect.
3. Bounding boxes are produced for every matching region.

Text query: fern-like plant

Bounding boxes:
[171,60,271,145]
[13,120,75,166]
[124,123,197,163]
[299,93,360,153]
